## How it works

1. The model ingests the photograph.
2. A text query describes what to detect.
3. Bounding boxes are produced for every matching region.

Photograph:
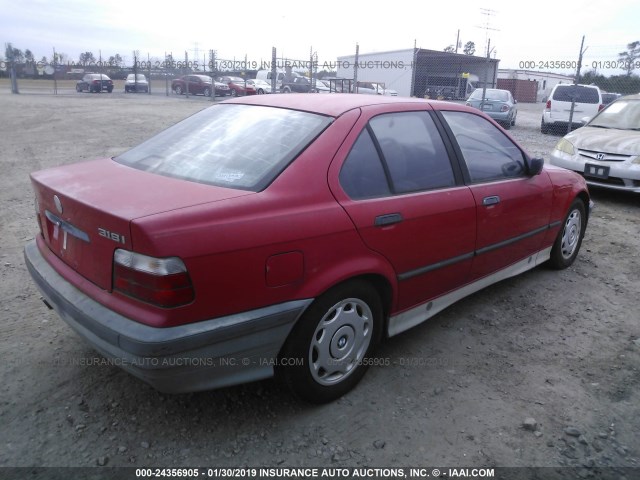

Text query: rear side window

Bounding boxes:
[115,104,332,191]
[339,130,391,199]
[442,111,526,183]
[553,85,600,103]
[339,111,456,199]
[369,112,456,193]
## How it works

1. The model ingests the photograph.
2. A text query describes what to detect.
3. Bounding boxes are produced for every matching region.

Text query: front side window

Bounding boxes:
[115,104,332,191]
[442,111,526,183]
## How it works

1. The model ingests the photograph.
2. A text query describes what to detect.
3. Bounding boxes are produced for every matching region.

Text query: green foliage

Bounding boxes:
[581,70,640,95]
[618,41,640,76]
[463,41,476,55]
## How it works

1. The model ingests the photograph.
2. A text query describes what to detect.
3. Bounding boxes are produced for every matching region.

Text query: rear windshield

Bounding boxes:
[115,104,332,191]
[553,85,600,103]
[470,89,509,102]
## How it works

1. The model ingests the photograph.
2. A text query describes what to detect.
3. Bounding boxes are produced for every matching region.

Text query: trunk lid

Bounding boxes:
[32,158,252,290]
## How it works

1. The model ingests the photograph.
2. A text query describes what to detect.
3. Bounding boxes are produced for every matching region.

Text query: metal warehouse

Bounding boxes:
[336,47,500,99]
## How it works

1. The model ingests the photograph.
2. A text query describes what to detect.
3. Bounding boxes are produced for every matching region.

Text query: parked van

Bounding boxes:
[541,84,604,133]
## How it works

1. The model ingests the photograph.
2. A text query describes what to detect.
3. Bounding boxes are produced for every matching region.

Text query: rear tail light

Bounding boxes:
[546,100,551,109]
[500,105,509,112]
[113,249,194,308]
[598,103,605,111]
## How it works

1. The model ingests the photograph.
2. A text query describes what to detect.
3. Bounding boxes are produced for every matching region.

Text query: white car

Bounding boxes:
[354,81,398,96]
[124,74,149,93]
[541,83,603,134]
[246,79,272,94]
[550,94,640,192]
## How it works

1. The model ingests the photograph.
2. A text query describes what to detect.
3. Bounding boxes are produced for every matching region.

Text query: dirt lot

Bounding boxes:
[1,85,639,476]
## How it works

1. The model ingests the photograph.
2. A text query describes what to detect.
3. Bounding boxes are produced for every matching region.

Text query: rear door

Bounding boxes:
[329,105,476,313]
[439,110,553,280]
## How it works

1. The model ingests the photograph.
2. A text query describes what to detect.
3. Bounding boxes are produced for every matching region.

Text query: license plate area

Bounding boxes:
[584,163,610,179]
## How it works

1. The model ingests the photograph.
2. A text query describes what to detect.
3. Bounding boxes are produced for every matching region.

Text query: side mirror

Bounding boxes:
[528,157,544,176]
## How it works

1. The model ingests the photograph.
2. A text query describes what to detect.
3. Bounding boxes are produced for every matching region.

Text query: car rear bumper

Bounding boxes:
[24,239,312,393]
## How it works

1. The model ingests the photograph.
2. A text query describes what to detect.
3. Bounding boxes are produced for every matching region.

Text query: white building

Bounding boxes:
[498,69,574,102]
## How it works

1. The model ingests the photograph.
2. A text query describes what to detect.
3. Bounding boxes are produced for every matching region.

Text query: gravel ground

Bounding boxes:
[1,88,639,477]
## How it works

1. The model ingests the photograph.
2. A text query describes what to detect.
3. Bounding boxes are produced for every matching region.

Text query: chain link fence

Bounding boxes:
[2,41,639,108]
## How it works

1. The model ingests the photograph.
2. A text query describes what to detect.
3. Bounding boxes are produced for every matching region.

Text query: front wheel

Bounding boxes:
[174,85,183,95]
[277,280,383,403]
[203,87,211,97]
[548,199,586,269]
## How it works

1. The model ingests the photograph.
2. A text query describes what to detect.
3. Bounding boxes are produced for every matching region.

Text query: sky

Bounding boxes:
[1,0,639,76]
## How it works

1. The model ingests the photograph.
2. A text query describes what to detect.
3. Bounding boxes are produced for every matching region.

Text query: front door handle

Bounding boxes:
[374,213,403,226]
[482,195,501,206]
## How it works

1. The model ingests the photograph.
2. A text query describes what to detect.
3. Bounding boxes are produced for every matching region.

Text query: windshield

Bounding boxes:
[115,104,332,191]
[589,99,640,130]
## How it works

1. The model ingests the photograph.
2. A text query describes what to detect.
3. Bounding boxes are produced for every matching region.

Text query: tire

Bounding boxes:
[107,87,113,93]
[231,89,237,97]
[76,84,82,93]
[277,280,383,403]
[282,86,292,93]
[175,85,183,95]
[502,120,511,130]
[257,88,264,95]
[511,115,516,126]
[548,199,586,269]
[541,118,549,134]
[203,87,211,97]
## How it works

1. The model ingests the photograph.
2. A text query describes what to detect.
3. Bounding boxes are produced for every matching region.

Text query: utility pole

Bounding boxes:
[353,43,359,93]
[567,35,587,134]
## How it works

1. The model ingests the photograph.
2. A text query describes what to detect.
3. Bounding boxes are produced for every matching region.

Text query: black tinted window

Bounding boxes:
[340,130,391,199]
[369,112,455,193]
[553,85,600,103]
[442,111,526,183]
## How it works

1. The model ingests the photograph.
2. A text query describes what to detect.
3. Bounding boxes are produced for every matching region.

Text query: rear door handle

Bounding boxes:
[482,195,501,206]
[374,213,403,226]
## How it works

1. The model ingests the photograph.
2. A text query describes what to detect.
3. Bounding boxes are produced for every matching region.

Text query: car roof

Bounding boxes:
[222,94,465,117]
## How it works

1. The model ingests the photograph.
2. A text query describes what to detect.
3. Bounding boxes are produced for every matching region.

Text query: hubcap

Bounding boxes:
[561,209,581,259]
[309,298,372,386]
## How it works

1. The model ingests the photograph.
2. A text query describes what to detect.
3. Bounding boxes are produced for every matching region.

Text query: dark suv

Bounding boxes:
[76,74,114,93]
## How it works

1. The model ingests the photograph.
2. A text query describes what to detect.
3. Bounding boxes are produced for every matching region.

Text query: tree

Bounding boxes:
[40,55,48,65]
[79,51,96,65]
[444,45,455,53]
[25,49,35,63]
[108,54,123,67]
[5,43,24,63]
[618,41,640,76]
[463,41,476,55]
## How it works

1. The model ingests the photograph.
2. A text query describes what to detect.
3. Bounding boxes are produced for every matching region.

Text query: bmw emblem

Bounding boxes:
[54,195,63,214]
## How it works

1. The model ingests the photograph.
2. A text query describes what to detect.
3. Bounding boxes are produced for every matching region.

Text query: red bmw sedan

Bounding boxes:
[25,95,592,403]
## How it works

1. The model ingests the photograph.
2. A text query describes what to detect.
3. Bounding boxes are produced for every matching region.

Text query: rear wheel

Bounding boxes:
[175,85,183,95]
[203,87,211,97]
[76,84,82,92]
[277,280,383,403]
[548,199,586,269]
[541,118,549,134]
[257,88,264,95]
